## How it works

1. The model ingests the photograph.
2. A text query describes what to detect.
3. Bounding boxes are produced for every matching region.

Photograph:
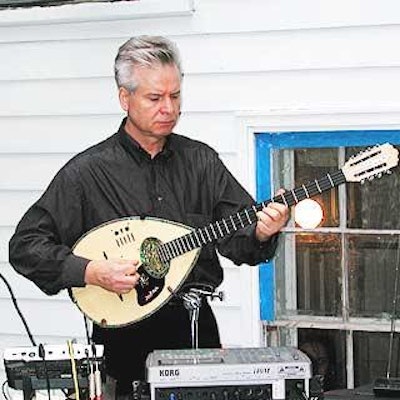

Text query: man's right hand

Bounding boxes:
[84,259,140,294]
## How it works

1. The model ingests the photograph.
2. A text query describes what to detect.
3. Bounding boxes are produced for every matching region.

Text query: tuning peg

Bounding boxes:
[361,179,365,185]
[376,173,382,178]
[387,170,392,175]
[368,176,375,181]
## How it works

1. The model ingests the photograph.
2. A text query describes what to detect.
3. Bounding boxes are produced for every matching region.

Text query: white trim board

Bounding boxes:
[0,0,194,26]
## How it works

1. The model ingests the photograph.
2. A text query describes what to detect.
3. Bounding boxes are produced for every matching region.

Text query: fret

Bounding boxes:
[171,241,179,257]
[183,235,191,251]
[174,240,181,256]
[230,215,237,231]
[315,179,322,193]
[185,236,192,251]
[158,246,167,261]
[216,220,224,236]
[223,218,230,234]
[204,227,212,242]
[280,193,288,207]
[193,230,201,247]
[334,171,344,185]
[244,209,252,224]
[237,212,245,228]
[302,184,310,198]
[170,241,177,257]
[189,234,196,249]
[327,173,334,187]
[291,189,298,203]
[199,229,207,244]
[176,238,184,254]
[164,244,173,260]
[210,223,218,239]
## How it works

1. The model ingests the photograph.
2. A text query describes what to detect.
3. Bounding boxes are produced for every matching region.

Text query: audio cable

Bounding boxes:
[67,340,80,400]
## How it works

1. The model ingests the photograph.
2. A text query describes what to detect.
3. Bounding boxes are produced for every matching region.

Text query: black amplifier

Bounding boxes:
[4,343,104,391]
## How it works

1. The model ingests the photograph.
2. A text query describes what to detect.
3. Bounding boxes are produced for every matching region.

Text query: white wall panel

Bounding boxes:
[0,112,235,154]
[185,68,400,112]
[3,26,400,81]
[0,115,121,154]
[179,26,400,75]
[0,297,86,337]
[0,191,41,226]
[212,306,255,348]
[0,154,73,190]
[0,38,118,81]
[2,0,400,43]
[4,67,400,118]
[0,261,66,300]
[0,78,119,116]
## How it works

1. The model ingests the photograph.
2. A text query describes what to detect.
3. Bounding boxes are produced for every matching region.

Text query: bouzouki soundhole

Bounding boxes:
[140,237,170,279]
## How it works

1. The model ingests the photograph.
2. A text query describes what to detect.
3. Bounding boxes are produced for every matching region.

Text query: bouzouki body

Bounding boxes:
[72,218,200,327]
[70,143,399,328]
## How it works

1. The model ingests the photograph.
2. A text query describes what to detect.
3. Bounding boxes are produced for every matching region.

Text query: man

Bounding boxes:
[9,36,289,398]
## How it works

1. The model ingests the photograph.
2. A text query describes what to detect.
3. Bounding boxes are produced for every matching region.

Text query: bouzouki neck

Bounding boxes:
[159,169,346,262]
[160,142,400,263]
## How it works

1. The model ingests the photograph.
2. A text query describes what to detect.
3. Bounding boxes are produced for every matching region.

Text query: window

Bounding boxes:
[256,130,400,390]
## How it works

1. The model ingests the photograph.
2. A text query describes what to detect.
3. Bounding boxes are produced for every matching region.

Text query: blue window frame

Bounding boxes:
[255,129,400,321]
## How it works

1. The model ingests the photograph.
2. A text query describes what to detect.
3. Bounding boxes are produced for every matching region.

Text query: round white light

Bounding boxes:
[294,199,323,229]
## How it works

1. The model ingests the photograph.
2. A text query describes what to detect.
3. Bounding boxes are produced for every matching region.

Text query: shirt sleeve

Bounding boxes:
[209,151,281,266]
[8,166,89,295]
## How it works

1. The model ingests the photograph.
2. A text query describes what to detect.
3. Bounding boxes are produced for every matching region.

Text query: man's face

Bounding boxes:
[119,63,182,142]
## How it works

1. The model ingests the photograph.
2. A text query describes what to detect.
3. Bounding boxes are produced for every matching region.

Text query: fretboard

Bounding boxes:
[157,169,346,263]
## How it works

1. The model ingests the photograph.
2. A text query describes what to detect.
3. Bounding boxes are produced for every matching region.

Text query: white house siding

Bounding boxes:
[2,0,400,396]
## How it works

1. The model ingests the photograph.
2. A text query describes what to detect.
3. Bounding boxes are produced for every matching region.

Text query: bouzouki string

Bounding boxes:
[157,169,347,265]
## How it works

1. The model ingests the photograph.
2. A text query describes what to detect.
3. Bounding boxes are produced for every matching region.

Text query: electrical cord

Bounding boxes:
[2,380,11,400]
[83,315,92,345]
[38,343,52,400]
[0,272,36,346]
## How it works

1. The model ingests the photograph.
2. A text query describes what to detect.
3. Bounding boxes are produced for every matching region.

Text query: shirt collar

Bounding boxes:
[117,117,174,163]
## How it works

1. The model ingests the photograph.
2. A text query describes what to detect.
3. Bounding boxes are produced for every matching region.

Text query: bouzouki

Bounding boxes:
[70,143,399,327]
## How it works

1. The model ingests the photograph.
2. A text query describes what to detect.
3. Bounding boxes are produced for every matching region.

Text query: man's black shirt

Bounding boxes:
[9,118,280,384]
[9,119,278,296]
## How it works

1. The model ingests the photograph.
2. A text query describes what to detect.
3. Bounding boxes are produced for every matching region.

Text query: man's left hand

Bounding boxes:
[255,189,289,242]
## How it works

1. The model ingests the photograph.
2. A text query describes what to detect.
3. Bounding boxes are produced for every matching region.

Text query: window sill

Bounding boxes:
[0,0,194,26]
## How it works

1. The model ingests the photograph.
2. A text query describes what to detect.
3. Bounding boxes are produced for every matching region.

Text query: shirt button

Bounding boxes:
[157,196,163,201]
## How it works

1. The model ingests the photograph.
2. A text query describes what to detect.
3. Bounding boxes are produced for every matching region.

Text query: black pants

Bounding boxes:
[93,300,221,396]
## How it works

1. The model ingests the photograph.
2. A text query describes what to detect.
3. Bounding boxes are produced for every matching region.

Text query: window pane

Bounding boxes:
[298,328,347,391]
[296,233,342,316]
[354,331,400,387]
[348,234,399,317]
[346,145,400,229]
[274,148,340,227]
[275,233,342,317]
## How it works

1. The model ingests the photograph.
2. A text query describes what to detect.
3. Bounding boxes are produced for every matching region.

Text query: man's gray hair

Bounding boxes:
[114,35,182,92]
